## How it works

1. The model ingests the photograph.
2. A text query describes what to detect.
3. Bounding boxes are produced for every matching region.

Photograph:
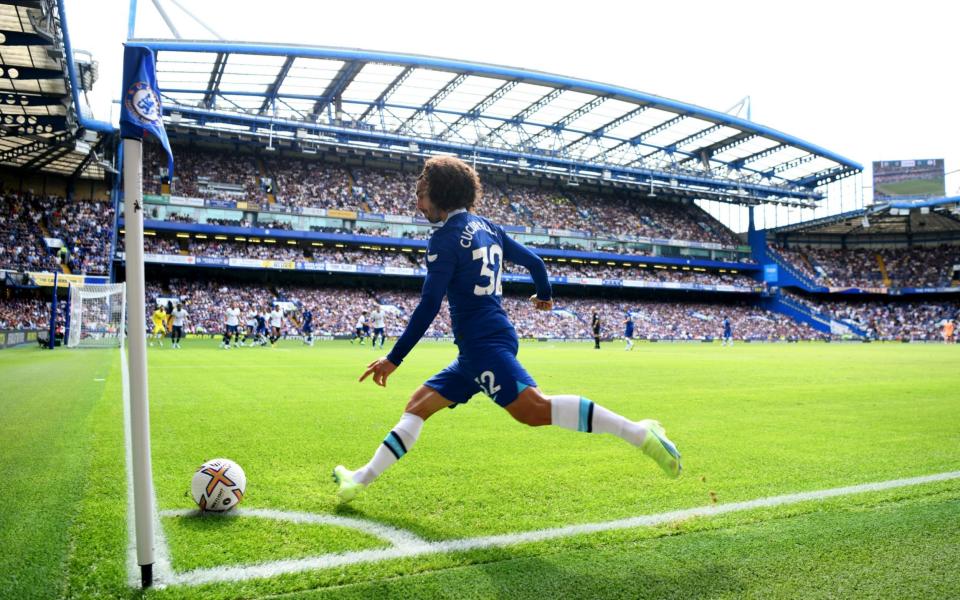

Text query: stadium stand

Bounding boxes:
[134,235,754,284]
[774,244,960,288]
[0,192,113,275]
[0,297,48,330]
[143,143,746,249]
[140,278,813,341]
[798,295,959,341]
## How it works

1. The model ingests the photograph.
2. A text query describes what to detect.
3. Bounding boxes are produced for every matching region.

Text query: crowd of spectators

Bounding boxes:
[352,168,415,215]
[146,145,745,246]
[138,236,757,283]
[265,157,355,209]
[145,144,263,201]
[502,186,579,229]
[542,262,754,286]
[163,212,197,224]
[0,297,47,329]
[569,192,741,246]
[775,244,960,289]
[139,278,812,341]
[800,296,959,341]
[0,192,113,275]
[43,198,114,275]
[0,192,62,273]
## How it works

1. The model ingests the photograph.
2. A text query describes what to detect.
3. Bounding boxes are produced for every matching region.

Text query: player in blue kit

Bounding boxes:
[623,313,635,351]
[255,311,269,347]
[722,316,733,346]
[301,306,314,346]
[332,156,681,503]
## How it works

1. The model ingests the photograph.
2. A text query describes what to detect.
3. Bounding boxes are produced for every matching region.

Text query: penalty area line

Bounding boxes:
[161,469,960,588]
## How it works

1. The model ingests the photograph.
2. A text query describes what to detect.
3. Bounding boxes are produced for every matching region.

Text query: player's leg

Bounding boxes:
[221,327,230,349]
[333,363,475,502]
[475,345,680,478]
[333,386,454,502]
[506,386,680,478]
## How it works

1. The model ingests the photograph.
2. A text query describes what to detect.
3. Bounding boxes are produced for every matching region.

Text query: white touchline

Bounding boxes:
[121,349,174,587]
[147,469,960,589]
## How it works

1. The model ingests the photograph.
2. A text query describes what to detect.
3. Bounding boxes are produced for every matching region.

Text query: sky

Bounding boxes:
[64,0,960,232]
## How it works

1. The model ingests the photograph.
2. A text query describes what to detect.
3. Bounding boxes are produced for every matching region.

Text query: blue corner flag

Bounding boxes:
[119,45,174,179]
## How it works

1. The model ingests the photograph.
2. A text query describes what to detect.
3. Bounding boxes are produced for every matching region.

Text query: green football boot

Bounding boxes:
[639,420,682,478]
[332,465,364,503]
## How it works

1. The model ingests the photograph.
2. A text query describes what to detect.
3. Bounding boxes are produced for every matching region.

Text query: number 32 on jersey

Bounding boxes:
[472,243,503,296]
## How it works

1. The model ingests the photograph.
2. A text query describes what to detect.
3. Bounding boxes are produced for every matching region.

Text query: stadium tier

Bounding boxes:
[0,193,114,276]
[773,244,960,289]
[139,277,814,341]
[142,142,748,248]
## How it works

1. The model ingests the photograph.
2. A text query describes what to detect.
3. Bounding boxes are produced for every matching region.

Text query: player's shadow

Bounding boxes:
[331,504,454,540]
[469,550,741,599]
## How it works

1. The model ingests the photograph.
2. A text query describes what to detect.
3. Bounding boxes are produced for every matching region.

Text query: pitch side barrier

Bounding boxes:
[0,329,42,349]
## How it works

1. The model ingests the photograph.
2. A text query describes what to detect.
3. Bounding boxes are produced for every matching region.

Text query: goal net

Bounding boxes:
[67,283,127,348]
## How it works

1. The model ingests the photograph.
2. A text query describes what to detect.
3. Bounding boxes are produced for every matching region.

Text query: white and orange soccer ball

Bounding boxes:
[191,458,246,512]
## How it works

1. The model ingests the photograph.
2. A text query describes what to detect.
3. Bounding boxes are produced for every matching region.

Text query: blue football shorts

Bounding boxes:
[425,335,536,408]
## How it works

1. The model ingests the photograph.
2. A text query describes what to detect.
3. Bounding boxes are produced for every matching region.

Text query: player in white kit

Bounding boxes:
[222,304,241,349]
[170,303,188,349]
[370,304,387,349]
[268,306,284,346]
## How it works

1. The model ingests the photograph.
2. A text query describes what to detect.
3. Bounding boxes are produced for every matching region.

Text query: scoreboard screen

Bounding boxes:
[872,158,945,199]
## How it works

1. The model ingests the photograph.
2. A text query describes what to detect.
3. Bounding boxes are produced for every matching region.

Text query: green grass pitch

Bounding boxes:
[875,177,945,197]
[2,339,959,598]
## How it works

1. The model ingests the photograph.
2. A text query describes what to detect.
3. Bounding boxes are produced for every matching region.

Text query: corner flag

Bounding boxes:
[119,43,171,589]
[120,45,174,178]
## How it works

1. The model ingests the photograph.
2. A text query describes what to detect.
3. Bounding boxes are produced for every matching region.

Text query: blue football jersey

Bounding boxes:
[426,211,514,346]
[388,210,551,365]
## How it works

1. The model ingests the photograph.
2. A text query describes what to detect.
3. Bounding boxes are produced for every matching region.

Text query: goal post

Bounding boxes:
[66,283,127,348]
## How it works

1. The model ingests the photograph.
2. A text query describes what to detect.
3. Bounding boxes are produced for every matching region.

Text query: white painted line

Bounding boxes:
[120,348,174,587]
[160,508,431,550]
[158,469,960,589]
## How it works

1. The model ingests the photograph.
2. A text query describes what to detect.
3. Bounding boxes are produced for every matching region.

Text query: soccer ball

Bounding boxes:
[191,458,246,512]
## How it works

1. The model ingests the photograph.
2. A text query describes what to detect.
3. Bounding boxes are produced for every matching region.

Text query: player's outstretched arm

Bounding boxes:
[360,269,453,384]
[359,357,397,387]
[502,233,552,305]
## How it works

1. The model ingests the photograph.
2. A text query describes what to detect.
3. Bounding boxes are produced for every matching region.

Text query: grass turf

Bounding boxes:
[875,177,945,197]
[1,339,958,598]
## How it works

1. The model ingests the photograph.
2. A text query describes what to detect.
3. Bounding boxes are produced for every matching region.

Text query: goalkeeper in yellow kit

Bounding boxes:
[150,306,167,347]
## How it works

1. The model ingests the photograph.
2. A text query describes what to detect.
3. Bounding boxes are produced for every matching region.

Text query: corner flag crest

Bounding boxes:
[120,45,174,179]
[124,81,162,126]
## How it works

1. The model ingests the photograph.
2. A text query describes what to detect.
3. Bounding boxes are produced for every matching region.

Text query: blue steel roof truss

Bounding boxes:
[142,40,862,205]
[0,0,104,178]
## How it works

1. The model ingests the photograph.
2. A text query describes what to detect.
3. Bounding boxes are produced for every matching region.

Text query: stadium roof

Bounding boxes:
[769,196,960,236]
[0,0,109,179]
[132,39,863,207]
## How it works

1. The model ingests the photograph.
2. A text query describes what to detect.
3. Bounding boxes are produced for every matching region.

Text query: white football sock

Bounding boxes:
[549,395,647,446]
[354,412,424,485]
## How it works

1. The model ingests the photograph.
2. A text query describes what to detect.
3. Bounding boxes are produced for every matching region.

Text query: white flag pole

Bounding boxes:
[122,137,156,587]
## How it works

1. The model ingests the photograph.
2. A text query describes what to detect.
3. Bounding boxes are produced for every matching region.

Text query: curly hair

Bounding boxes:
[418,156,482,212]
